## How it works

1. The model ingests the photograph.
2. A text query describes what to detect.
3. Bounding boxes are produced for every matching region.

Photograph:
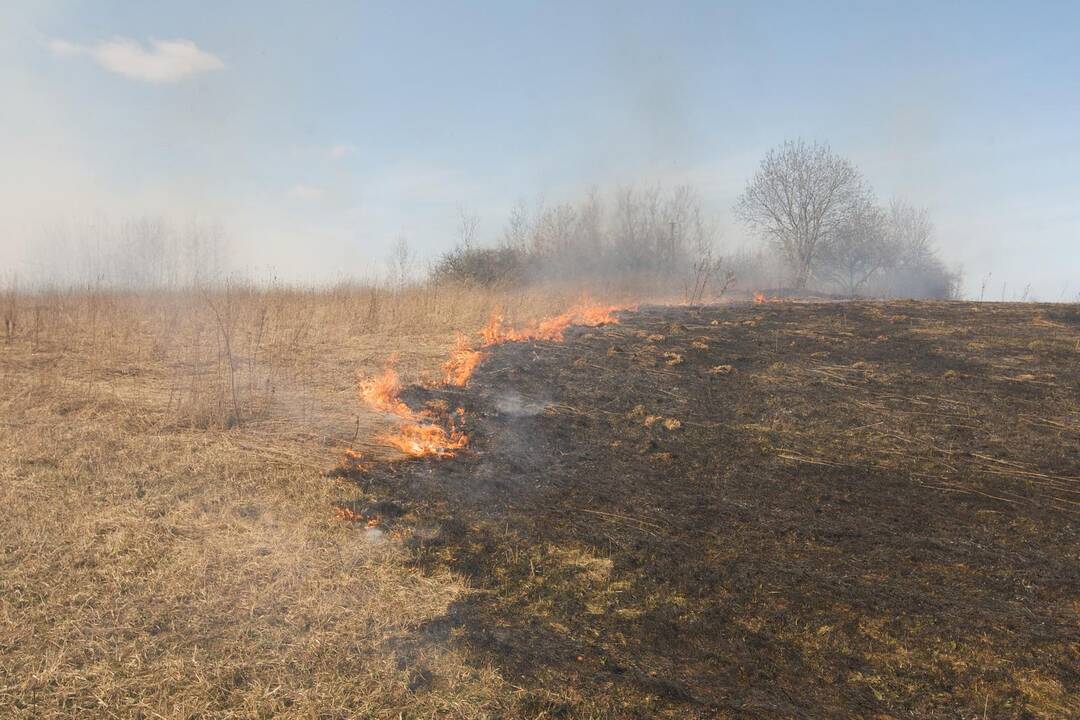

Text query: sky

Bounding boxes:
[1,0,1078,298]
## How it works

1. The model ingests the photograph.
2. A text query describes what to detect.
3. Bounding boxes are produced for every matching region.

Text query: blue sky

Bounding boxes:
[2,1,1078,297]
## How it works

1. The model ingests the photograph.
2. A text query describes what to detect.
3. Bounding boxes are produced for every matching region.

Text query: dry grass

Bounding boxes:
[0,281,626,718]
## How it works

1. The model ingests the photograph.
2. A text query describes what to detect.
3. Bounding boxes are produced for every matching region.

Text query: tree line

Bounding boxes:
[432,184,724,291]
[432,141,959,300]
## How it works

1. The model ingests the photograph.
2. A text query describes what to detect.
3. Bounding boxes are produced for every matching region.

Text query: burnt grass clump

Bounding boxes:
[350,301,1079,719]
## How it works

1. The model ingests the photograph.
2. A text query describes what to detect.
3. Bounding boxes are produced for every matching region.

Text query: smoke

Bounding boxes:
[494,391,550,418]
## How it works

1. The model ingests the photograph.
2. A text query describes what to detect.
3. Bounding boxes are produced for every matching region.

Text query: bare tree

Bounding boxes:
[887,199,935,266]
[815,200,894,296]
[855,200,961,299]
[387,235,413,289]
[501,199,530,251]
[611,184,666,271]
[574,186,605,254]
[2,274,17,343]
[736,140,870,289]
[531,203,577,258]
[456,206,479,249]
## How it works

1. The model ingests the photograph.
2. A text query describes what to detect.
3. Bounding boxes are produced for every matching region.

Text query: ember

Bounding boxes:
[332,505,364,523]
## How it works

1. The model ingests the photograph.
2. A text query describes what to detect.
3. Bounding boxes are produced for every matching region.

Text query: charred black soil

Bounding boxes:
[346,301,1080,719]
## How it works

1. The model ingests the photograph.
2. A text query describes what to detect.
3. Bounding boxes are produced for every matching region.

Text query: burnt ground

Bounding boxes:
[344,301,1080,719]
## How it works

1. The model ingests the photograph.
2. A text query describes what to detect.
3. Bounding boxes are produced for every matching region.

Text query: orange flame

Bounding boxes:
[356,300,626,458]
[453,301,622,386]
[358,361,469,458]
[754,292,766,303]
[574,303,621,326]
[384,422,469,458]
[478,302,621,347]
[358,366,412,416]
[443,335,488,386]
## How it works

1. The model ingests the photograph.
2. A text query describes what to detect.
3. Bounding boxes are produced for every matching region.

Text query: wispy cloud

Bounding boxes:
[327,144,355,159]
[288,184,325,200]
[46,39,83,57]
[48,37,224,83]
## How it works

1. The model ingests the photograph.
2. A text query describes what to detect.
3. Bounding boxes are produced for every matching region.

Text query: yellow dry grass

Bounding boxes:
[0,281,620,718]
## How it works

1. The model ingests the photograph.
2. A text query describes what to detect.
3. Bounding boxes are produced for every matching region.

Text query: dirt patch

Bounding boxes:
[344,301,1080,719]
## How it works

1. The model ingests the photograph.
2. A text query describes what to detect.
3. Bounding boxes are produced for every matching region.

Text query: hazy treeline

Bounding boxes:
[7,142,960,301]
[432,185,735,302]
[434,143,960,300]
[20,216,228,289]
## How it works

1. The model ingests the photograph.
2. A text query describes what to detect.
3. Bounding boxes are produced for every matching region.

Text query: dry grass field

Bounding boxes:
[2,287,1078,718]
[0,283,618,718]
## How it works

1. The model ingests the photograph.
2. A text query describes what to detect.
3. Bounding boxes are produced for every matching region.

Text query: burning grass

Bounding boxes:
[357,299,626,457]
[442,336,487,386]
[358,364,411,415]
[384,421,469,459]
[478,302,623,347]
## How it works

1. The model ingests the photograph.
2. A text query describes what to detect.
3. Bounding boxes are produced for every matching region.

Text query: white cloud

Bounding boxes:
[49,37,224,83]
[47,39,82,57]
[328,143,355,159]
[288,184,325,200]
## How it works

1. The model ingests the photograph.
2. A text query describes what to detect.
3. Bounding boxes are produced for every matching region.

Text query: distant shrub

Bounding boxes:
[878,257,962,300]
[431,245,527,287]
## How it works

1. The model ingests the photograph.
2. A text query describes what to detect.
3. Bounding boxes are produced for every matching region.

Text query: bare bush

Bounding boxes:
[684,246,735,306]
[431,245,527,287]
[2,276,16,343]
[875,201,960,299]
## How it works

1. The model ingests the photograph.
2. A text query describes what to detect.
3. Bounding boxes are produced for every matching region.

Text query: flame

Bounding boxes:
[574,304,621,326]
[443,335,488,386]
[478,302,621,347]
[358,360,469,458]
[451,301,622,387]
[754,292,766,303]
[358,366,412,416]
[384,422,469,458]
[356,300,626,458]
